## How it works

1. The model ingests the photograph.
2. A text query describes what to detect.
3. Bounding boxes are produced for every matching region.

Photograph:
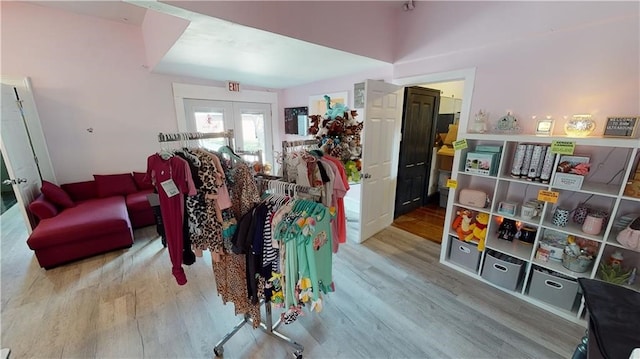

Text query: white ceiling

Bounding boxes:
[28,1,389,89]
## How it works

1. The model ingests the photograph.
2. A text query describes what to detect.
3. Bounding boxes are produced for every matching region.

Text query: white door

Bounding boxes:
[183,99,273,165]
[359,80,403,242]
[0,83,43,232]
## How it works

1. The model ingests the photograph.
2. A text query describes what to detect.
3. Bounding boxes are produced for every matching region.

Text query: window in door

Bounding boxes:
[183,99,272,166]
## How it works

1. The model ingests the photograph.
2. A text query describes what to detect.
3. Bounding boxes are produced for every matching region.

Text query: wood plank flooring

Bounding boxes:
[392,204,447,244]
[0,204,584,358]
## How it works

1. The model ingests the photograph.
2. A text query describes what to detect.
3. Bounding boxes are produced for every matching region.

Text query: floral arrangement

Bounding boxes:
[308,95,363,182]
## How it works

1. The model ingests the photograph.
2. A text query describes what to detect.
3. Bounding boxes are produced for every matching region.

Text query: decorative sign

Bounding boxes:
[453,139,468,151]
[446,179,458,189]
[535,119,554,136]
[603,116,639,138]
[537,190,559,203]
[226,81,241,92]
[550,140,575,155]
[354,82,365,108]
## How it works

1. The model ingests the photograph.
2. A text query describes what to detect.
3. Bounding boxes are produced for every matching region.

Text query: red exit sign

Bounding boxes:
[227,81,240,92]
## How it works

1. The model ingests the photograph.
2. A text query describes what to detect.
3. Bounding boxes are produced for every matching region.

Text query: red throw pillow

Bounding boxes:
[40,180,75,209]
[93,173,137,198]
[132,171,153,190]
[29,196,59,220]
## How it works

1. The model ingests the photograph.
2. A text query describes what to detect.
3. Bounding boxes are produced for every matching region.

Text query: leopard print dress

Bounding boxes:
[211,161,262,327]
[187,150,223,253]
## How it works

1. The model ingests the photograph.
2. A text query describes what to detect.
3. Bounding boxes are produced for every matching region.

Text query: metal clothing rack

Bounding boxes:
[158,130,235,143]
[214,302,304,359]
[213,176,321,359]
[281,139,319,181]
[256,176,323,201]
[236,149,263,165]
[158,130,235,149]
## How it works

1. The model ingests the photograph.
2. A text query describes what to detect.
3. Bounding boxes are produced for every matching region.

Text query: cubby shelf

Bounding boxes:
[441,132,640,325]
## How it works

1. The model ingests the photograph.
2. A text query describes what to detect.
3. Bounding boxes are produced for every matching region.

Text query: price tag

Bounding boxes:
[453,139,468,151]
[161,179,180,197]
[446,179,458,189]
[550,140,576,155]
[537,189,559,203]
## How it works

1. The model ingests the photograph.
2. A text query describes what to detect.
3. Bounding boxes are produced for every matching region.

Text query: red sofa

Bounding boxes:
[26,172,156,269]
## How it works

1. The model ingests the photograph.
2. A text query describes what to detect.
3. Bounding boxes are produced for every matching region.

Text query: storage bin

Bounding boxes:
[528,268,579,311]
[438,170,451,188]
[439,187,449,208]
[448,236,481,273]
[481,250,524,291]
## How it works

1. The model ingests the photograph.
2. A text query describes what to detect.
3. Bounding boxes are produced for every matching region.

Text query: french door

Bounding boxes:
[183,99,273,166]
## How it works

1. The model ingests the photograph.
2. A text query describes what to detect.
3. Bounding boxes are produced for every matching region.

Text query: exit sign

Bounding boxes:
[227,81,241,92]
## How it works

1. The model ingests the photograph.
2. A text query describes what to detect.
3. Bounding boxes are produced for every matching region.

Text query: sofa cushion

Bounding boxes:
[28,194,59,220]
[27,196,130,249]
[61,181,97,202]
[132,171,154,190]
[41,180,75,209]
[126,189,155,212]
[94,173,137,198]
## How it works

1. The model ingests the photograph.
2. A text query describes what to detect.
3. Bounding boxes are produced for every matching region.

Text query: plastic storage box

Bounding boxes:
[528,268,579,310]
[448,236,481,272]
[481,250,524,291]
[439,187,449,208]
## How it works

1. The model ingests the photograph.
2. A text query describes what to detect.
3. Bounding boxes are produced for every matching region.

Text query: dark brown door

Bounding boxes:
[394,86,440,218]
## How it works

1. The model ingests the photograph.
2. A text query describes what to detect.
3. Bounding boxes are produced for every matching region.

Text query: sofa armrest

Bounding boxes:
[28,194,59,221]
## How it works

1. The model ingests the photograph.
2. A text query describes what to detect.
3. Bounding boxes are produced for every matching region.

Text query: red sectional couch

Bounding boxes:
[26,172,156,269]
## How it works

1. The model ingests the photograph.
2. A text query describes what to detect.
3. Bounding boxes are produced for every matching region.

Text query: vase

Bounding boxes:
[564,114,596,137]
[582,213,605,235]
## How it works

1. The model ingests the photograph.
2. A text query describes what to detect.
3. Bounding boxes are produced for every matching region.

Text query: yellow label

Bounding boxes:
[452,139,468,151]
[446,179,458,189]
[538,190,559,203]
[550,140,576,155]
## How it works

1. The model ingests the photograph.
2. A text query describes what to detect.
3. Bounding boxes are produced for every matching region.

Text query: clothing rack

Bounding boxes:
[256,176,323,201]
[281,139,319,181]
[236,149,263,165]
[158,130,235,149]
[213,177,319,359]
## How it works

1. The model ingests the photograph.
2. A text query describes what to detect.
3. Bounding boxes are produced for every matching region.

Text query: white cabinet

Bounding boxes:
[440,134,640,324]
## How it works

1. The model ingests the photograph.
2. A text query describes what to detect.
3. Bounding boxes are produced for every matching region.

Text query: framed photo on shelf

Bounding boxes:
[535,118,554,136]
[603,116,639,138]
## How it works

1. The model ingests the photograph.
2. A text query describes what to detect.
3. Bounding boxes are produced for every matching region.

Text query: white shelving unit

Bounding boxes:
[440,132,640,324]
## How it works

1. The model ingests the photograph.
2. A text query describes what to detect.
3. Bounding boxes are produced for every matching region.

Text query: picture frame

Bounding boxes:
[284,106,308,135]
[354,82,365,109]
[308,91,348,117]
[535,118,554,136]
[603,116,639,138]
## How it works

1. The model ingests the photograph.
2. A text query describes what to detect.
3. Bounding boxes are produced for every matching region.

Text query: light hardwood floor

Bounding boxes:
[0,204,584,359]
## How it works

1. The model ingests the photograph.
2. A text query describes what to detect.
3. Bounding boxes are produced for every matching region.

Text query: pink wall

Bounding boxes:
[163,0,398,63]
[393,1,640,134]
[1,2,255,184]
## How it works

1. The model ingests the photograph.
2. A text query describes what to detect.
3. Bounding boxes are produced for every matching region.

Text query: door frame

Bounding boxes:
[392,68,476,259]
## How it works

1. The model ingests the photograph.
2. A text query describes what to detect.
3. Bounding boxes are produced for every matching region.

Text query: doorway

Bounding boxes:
[0,151,17,215]
[390,71,475,244]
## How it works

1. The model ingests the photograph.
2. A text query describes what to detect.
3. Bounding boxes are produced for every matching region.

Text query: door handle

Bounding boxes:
[362,173,372,179]
[3,178,27,185]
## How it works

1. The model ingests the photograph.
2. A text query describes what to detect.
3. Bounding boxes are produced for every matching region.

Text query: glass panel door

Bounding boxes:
[183,99,273,166]
[234,102,272,166]
[183,99,233,151]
